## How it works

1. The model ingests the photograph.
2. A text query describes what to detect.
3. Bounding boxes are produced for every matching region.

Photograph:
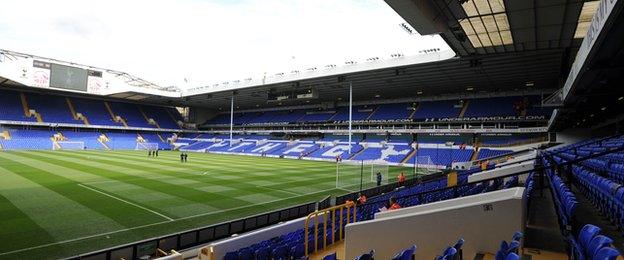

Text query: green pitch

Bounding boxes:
[0,150,420,259]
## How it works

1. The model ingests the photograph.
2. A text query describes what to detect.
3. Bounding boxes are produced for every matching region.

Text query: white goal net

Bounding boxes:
[411,155,440,174]
[55,141,85,150]
[135,142,159,150]
[336,160,389,190]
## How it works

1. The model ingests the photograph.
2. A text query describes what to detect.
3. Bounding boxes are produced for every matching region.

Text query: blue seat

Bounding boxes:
[594,247,621,260]
[255,246,270,260]
[355,250,374,260]
[505,253,519,260]
[322,252,337,260]
[272,245,288,260]
[587,235,614,259]
[443,247,458,259]
[392,245,417,260]
[291,244,306,260]
[238,247,253,260]
[507,241,520,255]
[223,251,238,260]
[579,224,601,251]
[454,238,465,250]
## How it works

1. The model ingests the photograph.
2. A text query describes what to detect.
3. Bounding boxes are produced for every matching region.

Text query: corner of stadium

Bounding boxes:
[0,0,623,259]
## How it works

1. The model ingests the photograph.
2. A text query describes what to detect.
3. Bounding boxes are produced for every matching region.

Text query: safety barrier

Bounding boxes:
[304,201,357,256]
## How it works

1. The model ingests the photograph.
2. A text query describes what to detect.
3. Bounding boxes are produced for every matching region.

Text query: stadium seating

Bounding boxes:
[71,97,121,126]
[463,97,520,117]
[392,245,417,260]
[140,132,172,150]
[331,106,374,121]
[478,148,514,160]
[404,146,474,166]
[142,106,180,129]
[109,102,153,128]
[494,232,523,260]
[62,131,105,150]
[27,93,78,124]
[308,143,364,160]
[201,95,548,126]
[412,100,460,120]
[0,129,54,150]
[350,144,413,163]
[0,89,37,122]
[368,103,413,120]
[105,132,139,150]
[299,110,336,122]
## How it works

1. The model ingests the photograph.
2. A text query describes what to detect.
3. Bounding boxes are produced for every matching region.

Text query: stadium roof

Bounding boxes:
[177,0,602,109]
[178,49,561,109]
[386,0,597,56]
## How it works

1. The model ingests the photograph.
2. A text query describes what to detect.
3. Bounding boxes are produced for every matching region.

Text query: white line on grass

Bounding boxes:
[77,183,175,221]
[0,186,340,257]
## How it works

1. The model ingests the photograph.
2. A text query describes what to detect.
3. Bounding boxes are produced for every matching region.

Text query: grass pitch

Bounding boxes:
[0,150,418,259]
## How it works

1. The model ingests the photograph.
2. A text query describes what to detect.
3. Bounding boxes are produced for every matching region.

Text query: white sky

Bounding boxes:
[0,0,448,89]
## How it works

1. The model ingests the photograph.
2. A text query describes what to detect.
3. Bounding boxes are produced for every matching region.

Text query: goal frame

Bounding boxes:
[335,160,390,191]
[135,142,159,151]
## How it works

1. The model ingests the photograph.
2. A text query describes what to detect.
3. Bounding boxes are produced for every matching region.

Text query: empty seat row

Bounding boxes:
[569,224,621,260]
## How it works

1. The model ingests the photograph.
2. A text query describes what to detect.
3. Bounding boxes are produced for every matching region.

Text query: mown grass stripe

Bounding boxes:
[16,151,252,210]
[59,150,315,198]
[0,164,130,242]
[0,153,163,228]
[0,192,61,254]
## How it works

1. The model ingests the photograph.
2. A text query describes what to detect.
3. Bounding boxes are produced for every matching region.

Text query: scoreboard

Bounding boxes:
[32,60,102,93]
[49,63,88,91]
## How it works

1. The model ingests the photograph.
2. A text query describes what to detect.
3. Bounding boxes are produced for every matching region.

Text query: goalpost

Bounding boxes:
[135,142,159,150]
[336,160,389,191]
[411,155,440,175]
[54,141,85,150]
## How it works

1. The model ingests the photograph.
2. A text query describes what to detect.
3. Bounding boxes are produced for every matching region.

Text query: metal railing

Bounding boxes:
[304,201,357,256]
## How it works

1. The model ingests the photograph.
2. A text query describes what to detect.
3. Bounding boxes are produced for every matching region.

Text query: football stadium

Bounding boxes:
[1,0,623,259]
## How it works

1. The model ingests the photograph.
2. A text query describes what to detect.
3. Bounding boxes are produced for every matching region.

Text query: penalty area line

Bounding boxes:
[77,183,174,221]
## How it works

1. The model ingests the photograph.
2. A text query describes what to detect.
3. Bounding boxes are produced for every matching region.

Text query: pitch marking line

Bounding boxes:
[0,187,341,257]
[77,183,174,222]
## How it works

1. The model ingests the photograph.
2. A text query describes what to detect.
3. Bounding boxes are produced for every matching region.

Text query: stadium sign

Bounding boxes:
[425,115,547,122]
[563,0,619,101]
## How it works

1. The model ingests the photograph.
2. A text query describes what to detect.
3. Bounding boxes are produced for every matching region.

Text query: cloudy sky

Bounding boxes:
[0,0,448,89]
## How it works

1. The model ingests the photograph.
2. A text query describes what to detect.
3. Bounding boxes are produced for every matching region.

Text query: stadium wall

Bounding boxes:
[344,188,525,259]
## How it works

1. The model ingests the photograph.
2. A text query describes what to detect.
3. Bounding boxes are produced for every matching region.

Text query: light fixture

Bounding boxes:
[366,57,380,61]
[618,96,623,101]
[390,53,404,58]
[256,104,260,107]
[525,81,535,87]
[337,97,343,101]
[590,114,594,117]
[466,87,474,91]
[325,64,336,68]
[374,94,381,98]
[601,107,607,111]
[345,61,357,65]
[417,91,423,95]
